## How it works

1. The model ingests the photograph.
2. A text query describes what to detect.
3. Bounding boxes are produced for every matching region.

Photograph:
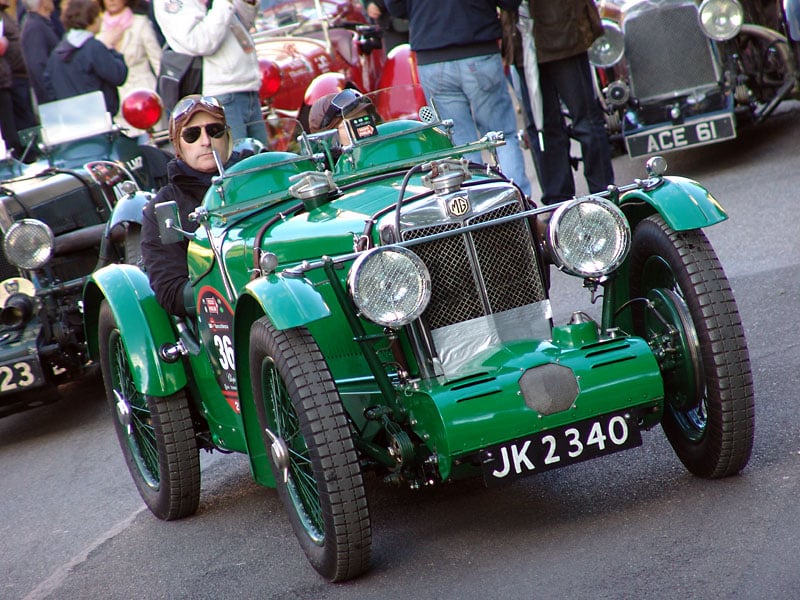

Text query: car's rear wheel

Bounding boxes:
[250,317,371,581]
[98,300,200,519]
[629,215,754,478]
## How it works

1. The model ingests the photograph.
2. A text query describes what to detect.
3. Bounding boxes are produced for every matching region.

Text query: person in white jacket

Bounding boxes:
[99,0,164,136]
[153,0,266,143]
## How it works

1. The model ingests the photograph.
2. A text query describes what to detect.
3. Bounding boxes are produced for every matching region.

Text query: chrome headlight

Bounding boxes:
[348,246,431,328]
[3,219,55,270]
[548,197,630,278]
[699,0,743,41]
[588,20,625,68]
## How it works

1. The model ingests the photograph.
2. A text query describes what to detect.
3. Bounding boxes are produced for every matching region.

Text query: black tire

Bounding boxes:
[250,317,371,581]
[98,300,200,519]
[124,222,143,268]
[628,215,754,478]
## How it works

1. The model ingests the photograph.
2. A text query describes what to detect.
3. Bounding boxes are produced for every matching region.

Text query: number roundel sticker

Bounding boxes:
[196,286,239,413]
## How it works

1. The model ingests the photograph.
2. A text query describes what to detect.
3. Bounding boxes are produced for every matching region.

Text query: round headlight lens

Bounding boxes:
[348,246,431,328]
[698,0,743,41]
[548,197,630,278]
[588,21,625,68]
[3,219,55,270]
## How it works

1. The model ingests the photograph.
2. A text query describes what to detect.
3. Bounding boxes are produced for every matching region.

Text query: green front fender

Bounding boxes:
[232,273,331,489]
[620,175,728,231]
[83,264,187,396]
[237,272,331,331]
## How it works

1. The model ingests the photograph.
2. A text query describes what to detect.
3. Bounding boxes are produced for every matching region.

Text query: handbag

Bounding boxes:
[157,46,203,114]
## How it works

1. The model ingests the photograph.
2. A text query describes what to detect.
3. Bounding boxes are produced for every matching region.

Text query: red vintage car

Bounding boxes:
[254,0,421,121]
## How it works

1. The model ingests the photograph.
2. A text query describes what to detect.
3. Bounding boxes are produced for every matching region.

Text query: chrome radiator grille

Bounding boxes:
[401,203,546,331]
[624,3,720,102]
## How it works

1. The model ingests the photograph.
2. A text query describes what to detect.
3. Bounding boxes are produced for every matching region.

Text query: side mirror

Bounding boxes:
[154,201,188,244]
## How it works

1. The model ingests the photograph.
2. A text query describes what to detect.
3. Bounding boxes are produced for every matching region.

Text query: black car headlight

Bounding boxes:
[348,246,431,327]
[588,20,625,68]
[547,197,630,278]
[3,219,55,270]
[699,0,743,41]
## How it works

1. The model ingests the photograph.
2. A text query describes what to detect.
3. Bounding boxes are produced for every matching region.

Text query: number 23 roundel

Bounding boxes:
[196,286,240,413]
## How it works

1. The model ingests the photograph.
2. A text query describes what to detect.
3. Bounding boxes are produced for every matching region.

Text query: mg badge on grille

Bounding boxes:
[447,195,470,217]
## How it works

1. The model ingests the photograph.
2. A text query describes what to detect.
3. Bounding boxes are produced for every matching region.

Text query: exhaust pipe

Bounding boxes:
[0,293,35,327]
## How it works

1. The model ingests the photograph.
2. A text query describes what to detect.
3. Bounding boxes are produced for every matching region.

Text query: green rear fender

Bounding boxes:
[620,175,727,231]
[83,264,187,396]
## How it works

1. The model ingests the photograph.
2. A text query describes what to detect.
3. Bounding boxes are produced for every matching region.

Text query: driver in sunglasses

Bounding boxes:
[141,94,253,317]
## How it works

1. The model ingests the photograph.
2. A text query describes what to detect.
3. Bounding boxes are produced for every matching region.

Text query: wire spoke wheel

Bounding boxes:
[250,317,371,581]
[629,215,754,478]
[98,300,200,519]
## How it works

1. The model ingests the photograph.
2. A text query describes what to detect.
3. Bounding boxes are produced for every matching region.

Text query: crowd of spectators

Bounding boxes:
[1,0,160,157]
[0,0,266,158]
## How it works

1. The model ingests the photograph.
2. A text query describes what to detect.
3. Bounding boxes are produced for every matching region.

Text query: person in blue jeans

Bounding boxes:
[385,0,532,199]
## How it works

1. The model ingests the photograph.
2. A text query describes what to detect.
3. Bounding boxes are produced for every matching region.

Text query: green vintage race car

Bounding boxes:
[82,85,754,581]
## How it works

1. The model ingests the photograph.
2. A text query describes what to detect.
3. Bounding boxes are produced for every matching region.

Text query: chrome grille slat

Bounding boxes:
[625,4,719,102]
[402,202,545,330]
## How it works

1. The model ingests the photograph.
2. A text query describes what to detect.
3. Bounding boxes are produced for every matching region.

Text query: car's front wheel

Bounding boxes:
[629,215,754,478]
[98,300,201,519]
[249,317,371,581]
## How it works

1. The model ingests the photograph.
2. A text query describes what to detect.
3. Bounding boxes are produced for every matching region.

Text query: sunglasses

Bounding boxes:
[172,95,224,124]
[319,89,371,130]
[180,122,228,144]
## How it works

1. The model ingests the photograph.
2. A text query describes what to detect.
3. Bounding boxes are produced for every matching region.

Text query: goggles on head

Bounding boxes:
[319,89,373,130]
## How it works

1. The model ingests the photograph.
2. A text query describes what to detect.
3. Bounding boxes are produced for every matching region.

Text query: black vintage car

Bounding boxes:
[589,0,800,157]
[0,91,169,417]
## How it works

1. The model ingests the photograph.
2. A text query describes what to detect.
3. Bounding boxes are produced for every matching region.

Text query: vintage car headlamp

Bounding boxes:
[3,219,55,270]
[588,20,625,68]
[547,197,630,278]
[698,0,743,41]
[348,246,431,328]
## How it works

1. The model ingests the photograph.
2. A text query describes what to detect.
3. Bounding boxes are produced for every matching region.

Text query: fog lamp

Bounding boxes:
[548,197,630,278]
[588,21,625,68]
[348,246,431,327]
[699,0,743,41]
[3,219,55,270]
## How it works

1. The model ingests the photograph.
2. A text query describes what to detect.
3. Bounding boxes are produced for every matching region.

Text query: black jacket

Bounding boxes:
[141,152,248,317]
[45,36,127,115]
[385,0,520,65]
[21,12,60,103]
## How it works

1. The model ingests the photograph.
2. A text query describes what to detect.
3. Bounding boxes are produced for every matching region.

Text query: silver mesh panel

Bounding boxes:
[402,203,546,331]
[624,4,719,102]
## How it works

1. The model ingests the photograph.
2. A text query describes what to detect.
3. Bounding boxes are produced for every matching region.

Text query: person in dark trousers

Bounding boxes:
[20,0,60,104]
[363,1,408,53]
[44,0,128,116]
[525,0,613,204]
[141,95,251,317]
[1,0,37,134]
[385,0,533,198]
[0,52,23,158]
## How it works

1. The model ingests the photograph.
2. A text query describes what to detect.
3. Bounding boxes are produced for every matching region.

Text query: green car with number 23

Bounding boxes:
[81,85,754,582]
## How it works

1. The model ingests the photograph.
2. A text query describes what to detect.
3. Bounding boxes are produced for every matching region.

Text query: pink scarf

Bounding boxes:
[103,6,134,31]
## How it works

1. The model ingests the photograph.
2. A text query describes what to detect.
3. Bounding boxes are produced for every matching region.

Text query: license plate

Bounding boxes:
[480,411,642,486]
[0,357,45,394]
[625,114,736,158]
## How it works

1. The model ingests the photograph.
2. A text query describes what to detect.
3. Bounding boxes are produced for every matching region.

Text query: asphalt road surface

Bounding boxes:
[2,104,800,600]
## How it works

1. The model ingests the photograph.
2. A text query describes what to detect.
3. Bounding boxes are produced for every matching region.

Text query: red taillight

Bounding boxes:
[259,59,282,100]
[121,89,163,130]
